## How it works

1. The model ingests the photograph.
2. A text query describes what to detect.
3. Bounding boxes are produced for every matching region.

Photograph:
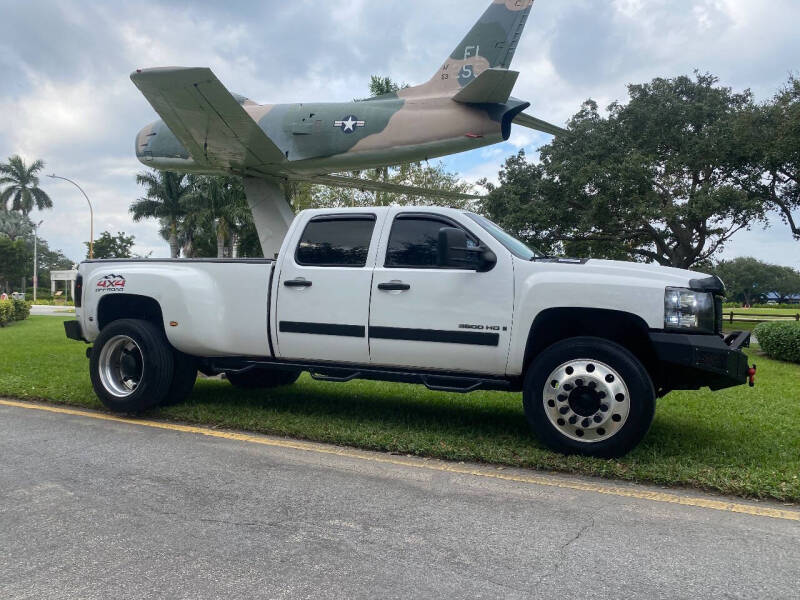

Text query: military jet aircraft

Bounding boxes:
[131,0,564,256]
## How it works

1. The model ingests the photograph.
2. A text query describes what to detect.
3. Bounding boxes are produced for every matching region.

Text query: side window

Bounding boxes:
[295,215,376,267]
[385,216,476,268]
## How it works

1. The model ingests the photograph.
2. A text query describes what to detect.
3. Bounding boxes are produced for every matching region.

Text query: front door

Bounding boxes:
[275,213,380,364]
[369,211,514,375]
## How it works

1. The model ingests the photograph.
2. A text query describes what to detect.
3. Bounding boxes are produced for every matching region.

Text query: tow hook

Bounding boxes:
[747,364,757,387]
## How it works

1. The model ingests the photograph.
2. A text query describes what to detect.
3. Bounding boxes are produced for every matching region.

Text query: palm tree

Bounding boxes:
[130,171,192,258]
[0,211,33,241]
[186,176,251,258]
[0,155,53,214]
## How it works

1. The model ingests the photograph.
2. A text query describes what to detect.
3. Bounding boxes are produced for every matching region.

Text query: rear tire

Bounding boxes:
[225,367,301,389]
[523,336,656,458]
[90,318,174,414]
[161,350,198,406]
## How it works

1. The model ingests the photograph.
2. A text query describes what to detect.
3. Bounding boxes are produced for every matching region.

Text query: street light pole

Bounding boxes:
[47,174,95,259]
[33,220,43,303]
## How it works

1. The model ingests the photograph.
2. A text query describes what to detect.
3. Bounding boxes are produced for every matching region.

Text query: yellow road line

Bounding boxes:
[2,398,798,522]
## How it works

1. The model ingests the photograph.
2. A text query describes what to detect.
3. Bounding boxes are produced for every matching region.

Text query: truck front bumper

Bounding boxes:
[649,331,751,392]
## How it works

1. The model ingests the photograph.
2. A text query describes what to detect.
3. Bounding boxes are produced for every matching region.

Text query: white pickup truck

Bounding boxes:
[65,206,754,457]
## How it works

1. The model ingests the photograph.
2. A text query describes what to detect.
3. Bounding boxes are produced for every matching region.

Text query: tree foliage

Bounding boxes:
[0,237,29,292]
[179,176,254,258]
[131,171,192,258]
[732,76,800,241]
[297,161,475,211]
[0,155,53,215]
[482,74,765,268]
[713,257,800,305]
[0,211,33,241]
[87,231,136,260]
[367,75,408,97]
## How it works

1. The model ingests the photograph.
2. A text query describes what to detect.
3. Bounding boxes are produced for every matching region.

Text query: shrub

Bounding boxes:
[0,300,12,326]
[754,322,800,364]
[13,299,30,321]
[0,299,31,326]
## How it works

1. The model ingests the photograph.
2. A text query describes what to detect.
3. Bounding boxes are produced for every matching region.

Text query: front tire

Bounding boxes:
[90,319,174,414]
[523,337,656,458]
[225,367,301,389]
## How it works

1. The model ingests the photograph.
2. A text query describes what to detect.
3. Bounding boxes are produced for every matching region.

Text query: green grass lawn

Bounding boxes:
[2,316,799,502]
[723,321,760,333]
[725,307,800,316]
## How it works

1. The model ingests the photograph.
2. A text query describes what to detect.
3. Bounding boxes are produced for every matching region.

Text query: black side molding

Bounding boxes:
[370,326,500,347]
[279,321,365,338]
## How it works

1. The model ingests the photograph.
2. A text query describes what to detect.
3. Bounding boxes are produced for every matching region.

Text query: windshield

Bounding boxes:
[465,213,544,260]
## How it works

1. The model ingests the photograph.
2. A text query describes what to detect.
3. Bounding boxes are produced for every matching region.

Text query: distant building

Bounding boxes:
[764,292,800,304]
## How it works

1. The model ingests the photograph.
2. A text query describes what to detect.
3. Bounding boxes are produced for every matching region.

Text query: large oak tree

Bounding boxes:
[483,74,765,268]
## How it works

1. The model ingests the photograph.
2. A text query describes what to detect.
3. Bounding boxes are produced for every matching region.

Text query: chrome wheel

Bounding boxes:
[542,359,630,443]
[98,335,144,398]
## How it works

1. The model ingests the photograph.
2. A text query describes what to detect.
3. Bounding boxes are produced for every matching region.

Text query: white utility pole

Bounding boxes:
[32,220,43,303]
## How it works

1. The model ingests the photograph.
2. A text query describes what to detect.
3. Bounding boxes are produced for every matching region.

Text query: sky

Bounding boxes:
[0,0,798,267]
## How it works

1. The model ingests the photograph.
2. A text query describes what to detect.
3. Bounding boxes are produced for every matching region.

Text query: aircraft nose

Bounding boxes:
[135,121,158,163]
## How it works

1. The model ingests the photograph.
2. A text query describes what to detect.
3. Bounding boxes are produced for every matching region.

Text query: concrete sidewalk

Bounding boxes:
[29,305,75,316]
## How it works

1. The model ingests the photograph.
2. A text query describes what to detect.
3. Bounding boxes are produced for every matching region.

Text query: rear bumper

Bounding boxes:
[649,331,750,391]
[64,320,86,342]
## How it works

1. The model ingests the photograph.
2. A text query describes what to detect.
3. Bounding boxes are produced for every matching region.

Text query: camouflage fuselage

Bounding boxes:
[136,93,527,177]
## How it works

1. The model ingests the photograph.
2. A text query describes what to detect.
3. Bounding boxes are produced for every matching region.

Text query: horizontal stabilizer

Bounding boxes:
[513,112,567,136]
[131,67,286,170]
[452,68,520,104]
[293,174,483,201]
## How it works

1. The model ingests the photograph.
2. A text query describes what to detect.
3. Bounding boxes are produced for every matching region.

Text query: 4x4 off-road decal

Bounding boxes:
[96,274,126,292]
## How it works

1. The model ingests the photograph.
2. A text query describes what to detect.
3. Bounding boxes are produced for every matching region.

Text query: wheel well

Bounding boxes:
[97,295,164,331]
[523,308,659,384]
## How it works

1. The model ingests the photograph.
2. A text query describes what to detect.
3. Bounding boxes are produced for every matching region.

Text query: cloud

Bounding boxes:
[0,0,798,266]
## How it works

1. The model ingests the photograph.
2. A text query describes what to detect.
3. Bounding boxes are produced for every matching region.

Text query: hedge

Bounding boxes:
[0,299,30,327]
[754,321,800,364]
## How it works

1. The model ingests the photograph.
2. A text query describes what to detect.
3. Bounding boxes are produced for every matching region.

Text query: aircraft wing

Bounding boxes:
[130,67,286,170]
[295,174,483,201]
[513,112,568,136]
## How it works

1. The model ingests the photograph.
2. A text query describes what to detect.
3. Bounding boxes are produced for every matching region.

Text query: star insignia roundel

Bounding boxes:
[334,115,366,134]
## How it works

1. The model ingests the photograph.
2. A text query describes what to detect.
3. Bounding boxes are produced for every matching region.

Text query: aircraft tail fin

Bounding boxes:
[427,0,534,91]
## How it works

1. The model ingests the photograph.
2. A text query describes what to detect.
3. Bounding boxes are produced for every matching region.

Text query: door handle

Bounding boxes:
[378,282,411,291]
[284,279,312,288]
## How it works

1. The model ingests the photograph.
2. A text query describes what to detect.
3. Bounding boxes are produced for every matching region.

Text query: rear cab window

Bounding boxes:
[295,214,377,267]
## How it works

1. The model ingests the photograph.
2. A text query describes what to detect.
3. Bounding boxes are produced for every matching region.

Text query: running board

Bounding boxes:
[203,357,513,393]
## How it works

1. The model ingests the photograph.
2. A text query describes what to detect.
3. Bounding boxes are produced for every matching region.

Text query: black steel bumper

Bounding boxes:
[64,320,86,342]
[649,330,751,391]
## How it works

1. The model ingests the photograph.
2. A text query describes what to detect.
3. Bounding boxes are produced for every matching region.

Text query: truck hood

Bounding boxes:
[525,257,710,289]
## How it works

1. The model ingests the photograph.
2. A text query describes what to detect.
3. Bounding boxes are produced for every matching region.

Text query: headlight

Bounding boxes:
[664,287,715,332]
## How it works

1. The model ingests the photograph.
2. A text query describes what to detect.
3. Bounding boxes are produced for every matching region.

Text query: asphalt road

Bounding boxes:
[1,401,798,600]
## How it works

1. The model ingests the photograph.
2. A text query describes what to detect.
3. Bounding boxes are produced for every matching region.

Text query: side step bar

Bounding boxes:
[204,357,513,393]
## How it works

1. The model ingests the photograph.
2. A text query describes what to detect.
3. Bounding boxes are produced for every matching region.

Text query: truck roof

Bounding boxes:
[81,258,274,264]
[299,206,467,218]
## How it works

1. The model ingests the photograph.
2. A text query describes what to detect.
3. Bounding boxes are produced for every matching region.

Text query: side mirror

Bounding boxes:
[437,227,496,272]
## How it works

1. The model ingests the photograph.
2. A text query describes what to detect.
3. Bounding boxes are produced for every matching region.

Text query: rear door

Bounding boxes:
[275,212,381,364]
[368,210,514,375]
